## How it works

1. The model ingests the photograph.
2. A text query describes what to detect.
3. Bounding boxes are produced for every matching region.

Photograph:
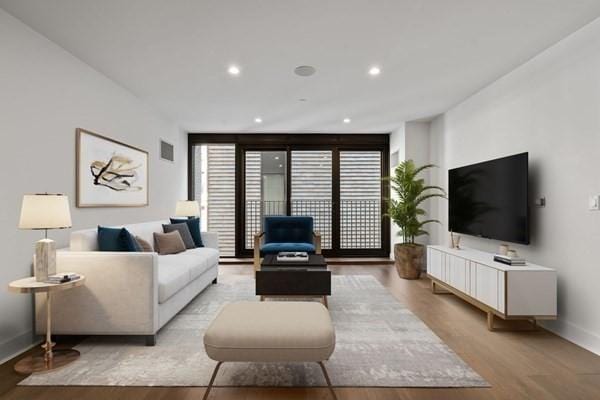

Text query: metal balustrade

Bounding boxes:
[245,199,380,250]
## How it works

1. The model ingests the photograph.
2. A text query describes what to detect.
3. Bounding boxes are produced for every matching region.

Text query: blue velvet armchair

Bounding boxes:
[254,216,321,271]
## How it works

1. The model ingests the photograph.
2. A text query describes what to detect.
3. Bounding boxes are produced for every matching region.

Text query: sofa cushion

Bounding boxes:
[97,226,138,252]
[171,217,203,247]
[261,242,316,254]
[154,231,186,255]
[163,223,196,249]
[157,262,191,304]
[185,247,219,279]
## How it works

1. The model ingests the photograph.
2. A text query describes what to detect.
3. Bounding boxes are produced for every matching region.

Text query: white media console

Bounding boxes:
[427,245,557,330]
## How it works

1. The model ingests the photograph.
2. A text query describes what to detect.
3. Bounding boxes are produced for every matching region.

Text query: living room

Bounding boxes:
[1,1,600,399]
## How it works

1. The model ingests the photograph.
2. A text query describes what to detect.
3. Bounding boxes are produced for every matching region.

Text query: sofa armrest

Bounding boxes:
[35,251,159,335]
[201,231,219,250]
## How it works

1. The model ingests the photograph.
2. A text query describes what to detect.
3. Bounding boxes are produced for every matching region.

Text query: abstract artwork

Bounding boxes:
[76,128,148,207]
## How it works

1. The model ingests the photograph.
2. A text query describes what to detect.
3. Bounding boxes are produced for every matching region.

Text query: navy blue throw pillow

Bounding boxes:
[170,217,203,247]
[97,226,139,252]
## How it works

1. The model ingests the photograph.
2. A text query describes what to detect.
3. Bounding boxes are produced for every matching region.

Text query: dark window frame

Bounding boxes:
[188,133,390,258]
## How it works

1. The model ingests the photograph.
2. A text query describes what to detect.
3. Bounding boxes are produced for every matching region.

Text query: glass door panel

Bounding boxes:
[244,150,287,249]
[340,151,382,249]
[192,144,236,256]
[291,150,333,249]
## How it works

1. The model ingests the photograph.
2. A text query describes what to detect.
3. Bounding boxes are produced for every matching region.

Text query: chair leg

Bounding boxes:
[318,361,338,400]
[203,361,222,400]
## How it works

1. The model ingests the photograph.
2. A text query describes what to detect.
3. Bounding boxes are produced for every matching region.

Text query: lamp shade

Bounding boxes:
[18,194,72,230]
[175,200,200,217]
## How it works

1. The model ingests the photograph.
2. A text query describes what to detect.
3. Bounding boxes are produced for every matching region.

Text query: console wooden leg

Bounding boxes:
[203,361,222,400]
[260,295,265,302]
[487,312,495,331]
[322,296,328,308]
[531,318,538,330]
[318,361,338,400]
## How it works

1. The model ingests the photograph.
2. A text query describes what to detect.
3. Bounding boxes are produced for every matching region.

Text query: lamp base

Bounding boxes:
[35,239,56,282]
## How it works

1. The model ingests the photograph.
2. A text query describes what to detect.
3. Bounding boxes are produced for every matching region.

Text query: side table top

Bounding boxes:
[8,276,86,294]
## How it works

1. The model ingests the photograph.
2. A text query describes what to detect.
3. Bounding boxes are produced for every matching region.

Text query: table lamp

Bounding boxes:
[175,200,200,219]
[19,194,72,282]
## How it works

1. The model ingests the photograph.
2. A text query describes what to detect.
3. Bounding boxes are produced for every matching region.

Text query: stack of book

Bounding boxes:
[46,273,80,284]
[276,252,309,262]
[493,254,526,266]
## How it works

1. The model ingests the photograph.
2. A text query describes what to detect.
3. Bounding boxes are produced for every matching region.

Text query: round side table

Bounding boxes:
[8,275,86,374]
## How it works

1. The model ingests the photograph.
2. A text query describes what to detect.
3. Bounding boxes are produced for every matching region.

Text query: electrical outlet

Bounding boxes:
[589,195,600,211]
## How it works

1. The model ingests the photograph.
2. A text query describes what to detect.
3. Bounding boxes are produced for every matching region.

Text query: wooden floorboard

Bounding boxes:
[1,263,599,400]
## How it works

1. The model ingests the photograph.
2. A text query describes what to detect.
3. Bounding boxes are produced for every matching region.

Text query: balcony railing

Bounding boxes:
[245,199,381,250]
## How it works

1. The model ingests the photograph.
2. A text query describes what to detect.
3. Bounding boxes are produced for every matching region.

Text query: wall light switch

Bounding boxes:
[589,195,600,211]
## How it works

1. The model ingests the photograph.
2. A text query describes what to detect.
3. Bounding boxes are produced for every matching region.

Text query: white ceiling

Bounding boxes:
[2,0,600,133]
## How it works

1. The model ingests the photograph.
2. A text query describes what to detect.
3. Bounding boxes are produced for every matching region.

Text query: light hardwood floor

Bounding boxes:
[2,263,600,400]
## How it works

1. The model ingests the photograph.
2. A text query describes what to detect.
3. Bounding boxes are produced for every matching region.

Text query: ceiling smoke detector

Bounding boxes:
[294,65,316,77]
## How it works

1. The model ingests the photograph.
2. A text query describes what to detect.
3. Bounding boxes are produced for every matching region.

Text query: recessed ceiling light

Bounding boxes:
[279,164,283,168]
[368,66,381,76]
[343,118,351,124]
[299,98,308,102]
[274,156,280,160]
[228,65,240,76]
[254,117,262,123]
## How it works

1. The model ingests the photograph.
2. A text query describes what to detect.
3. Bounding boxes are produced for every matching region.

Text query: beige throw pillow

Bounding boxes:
[153,231,186,255]
[135,236,153,252]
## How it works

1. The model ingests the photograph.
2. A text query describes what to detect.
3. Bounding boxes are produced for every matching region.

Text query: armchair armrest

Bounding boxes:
[254,232,265,272]
[35,251,159,335]
[313,231,322,254]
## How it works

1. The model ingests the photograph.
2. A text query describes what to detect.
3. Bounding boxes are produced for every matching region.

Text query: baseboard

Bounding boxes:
[0,330,41,365]
[541,319,600,356]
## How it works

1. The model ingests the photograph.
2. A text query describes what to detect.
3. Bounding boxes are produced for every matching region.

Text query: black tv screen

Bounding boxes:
[448,153,529,244]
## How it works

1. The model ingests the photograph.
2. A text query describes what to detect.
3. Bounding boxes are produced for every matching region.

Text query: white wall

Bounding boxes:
[389,125,405,256]
[389,122,434,258]
[0,9,187,361]
[405,121,432,247]
[428,17,600,355]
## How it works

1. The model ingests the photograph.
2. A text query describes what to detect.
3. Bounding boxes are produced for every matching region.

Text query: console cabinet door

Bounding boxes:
[427,248,443,280]
[448,256,467,293]
[475,263,498,310]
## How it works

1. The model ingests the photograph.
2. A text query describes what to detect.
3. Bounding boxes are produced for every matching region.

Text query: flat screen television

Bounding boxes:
[448,152,529,245]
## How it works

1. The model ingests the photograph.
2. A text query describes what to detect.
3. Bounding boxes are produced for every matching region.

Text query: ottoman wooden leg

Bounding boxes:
[318,361,338,400]
[203,361,222,400]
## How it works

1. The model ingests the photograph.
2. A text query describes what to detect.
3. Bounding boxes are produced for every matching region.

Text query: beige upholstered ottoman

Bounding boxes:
[203,301,336,399]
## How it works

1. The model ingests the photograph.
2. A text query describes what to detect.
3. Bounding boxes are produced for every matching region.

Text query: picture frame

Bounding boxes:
[76,128,149,207]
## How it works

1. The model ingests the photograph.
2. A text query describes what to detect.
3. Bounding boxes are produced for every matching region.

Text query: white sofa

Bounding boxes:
[35,220,219,345]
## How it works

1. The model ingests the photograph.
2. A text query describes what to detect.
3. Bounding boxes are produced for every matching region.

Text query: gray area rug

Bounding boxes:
[20,275,488,387]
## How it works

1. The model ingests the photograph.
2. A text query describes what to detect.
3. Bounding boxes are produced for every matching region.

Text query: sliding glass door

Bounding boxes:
[291,150,333,250]
[189,134,389,258]
[239,146,386,257]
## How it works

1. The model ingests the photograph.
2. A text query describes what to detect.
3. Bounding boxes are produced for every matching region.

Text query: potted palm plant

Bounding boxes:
[387,160,446,279]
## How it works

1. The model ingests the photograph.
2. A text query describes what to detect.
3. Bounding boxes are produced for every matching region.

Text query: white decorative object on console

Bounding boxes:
[427,245,557,330]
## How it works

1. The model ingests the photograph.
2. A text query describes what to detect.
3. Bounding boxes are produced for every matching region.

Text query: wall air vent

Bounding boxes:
[160,139,174,162]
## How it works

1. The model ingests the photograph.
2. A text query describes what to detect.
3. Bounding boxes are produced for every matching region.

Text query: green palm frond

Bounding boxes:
[384,160,446,244]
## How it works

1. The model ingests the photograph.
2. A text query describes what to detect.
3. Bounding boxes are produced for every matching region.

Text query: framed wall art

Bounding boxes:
[76,128,149,207]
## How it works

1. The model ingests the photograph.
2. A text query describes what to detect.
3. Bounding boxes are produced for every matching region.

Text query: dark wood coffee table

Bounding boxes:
[256,254,331,307]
